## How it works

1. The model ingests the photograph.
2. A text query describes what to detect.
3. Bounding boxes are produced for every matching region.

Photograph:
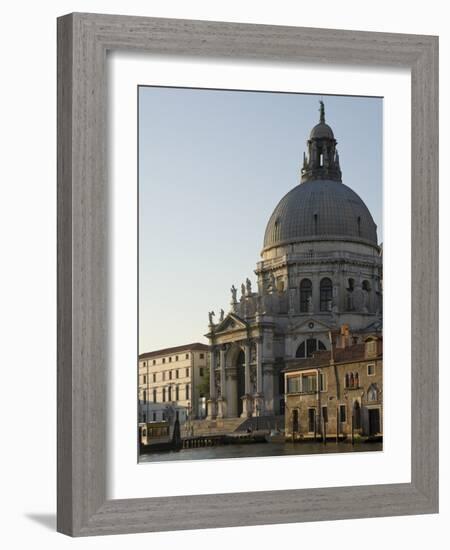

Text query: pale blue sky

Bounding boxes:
[139,87,382,353]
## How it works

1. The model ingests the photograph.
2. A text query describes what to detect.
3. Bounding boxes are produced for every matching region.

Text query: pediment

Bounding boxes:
[291,317,333,334]
[214,313,247,334]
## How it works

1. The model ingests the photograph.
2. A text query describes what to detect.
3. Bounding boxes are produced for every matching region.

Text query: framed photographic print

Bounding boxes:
[57,13,438,536]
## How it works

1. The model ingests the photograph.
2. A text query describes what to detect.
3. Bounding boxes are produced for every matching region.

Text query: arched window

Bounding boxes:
[367,384,378,402]
[296,339,326,358]
[300,279,312,312]
[362,280,371,291]
[162,388,166,402]
[347,278,355,291]
[296,341,305,358]
[354,372,360,387]
[152,388,157,403]
[168,386,172,401]
[349,372,355,388]
[320,278,333,311]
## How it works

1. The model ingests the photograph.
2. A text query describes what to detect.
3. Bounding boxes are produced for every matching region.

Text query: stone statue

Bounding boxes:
[208,310,215,325]
[269,272,276,292]
[246,277,252,295]
[230,284,237,303]
[307,295,313,313]
[219,309,224,322]
[302,151,308,170]
[241,283,246,298]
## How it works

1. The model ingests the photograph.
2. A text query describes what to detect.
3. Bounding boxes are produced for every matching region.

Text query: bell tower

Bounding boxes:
[301,101,342,183]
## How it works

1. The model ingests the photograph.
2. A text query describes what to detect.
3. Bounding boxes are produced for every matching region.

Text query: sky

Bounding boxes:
[138,87,383,353]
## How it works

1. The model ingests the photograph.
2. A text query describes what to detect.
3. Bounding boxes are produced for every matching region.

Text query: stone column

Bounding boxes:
[241,341,252,418]
[263,364,275,415]
[217,346,227,418]
[254,338,264,416]
[207,346,217,419]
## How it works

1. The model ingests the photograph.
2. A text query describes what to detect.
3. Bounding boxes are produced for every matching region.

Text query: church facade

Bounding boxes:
[205,102,382,420]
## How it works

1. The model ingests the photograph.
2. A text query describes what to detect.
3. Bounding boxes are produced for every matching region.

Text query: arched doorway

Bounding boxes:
[236,349,245,417]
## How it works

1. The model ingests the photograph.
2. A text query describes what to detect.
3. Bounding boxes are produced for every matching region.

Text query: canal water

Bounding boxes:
[139,441,382,463]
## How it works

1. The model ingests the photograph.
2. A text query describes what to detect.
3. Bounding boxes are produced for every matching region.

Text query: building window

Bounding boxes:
[200,353,205,359]
[175,355,178,361]
[319,372,327,392]
[339,404,347,423]
[287,375,301,393]
[320,277,333,311]
[143,361,146,368]
[168,386,172,401]
[152,359,156,365]
[300,278,312,312]
[322,406,328,423]
[345,372,359,388]
[296,338,326,358]
[367,363,376,376]
[143,375,146,384]
[143,390,147,403]
[186,353,189,359]
[162,388,166,402]
[175,386,179,400]
[153,389,157,403]
[162,358,165,364]
[176,369,179,379]
[186,368,189,377]
[367,384,378,402]
[365,338,377,357]
[186,384,190,400]
[153,373,156,383]
[199,367,204,376]
[152,412,156,421]
[169,357,172,363]
[162,371,165,381]
[362,280,371,291]
[301,373,317,393]
[169,371,172,380]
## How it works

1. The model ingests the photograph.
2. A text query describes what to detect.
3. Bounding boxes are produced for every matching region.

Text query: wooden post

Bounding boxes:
[336,405,339,443]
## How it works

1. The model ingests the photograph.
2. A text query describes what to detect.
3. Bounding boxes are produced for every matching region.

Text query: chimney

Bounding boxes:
[339,324,350,348]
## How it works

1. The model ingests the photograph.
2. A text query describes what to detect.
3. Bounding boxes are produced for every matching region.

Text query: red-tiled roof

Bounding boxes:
[139,342,209,360]
[283,342,382,372]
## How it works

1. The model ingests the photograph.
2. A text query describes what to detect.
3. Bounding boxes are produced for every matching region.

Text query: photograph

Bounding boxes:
[137,87,383,462]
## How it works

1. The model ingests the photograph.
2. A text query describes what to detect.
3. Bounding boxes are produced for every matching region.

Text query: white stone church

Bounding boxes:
[205,102,382,420]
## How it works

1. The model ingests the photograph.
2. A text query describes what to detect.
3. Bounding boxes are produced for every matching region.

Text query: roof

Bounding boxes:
[263,179,378,251]
[283,342,382,373]
[310,122,334,139]
[139,342,209,360]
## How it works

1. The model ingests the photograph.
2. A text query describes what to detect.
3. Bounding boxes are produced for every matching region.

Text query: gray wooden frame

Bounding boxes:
[57,12,438,537]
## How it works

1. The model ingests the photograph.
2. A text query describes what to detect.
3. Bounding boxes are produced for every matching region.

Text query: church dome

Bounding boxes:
[263,101,378,251]
[263,179,378,250]
[310,122,334,140]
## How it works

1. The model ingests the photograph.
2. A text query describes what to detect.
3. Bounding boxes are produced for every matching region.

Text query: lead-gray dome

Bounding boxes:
[310,122,334,140]
[263,179,378,250]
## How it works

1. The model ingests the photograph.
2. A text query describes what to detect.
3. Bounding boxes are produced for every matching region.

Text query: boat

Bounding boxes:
[139,419,182,454]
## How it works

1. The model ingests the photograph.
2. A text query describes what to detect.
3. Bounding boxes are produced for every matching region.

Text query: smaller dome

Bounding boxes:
[310,122,334,140]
